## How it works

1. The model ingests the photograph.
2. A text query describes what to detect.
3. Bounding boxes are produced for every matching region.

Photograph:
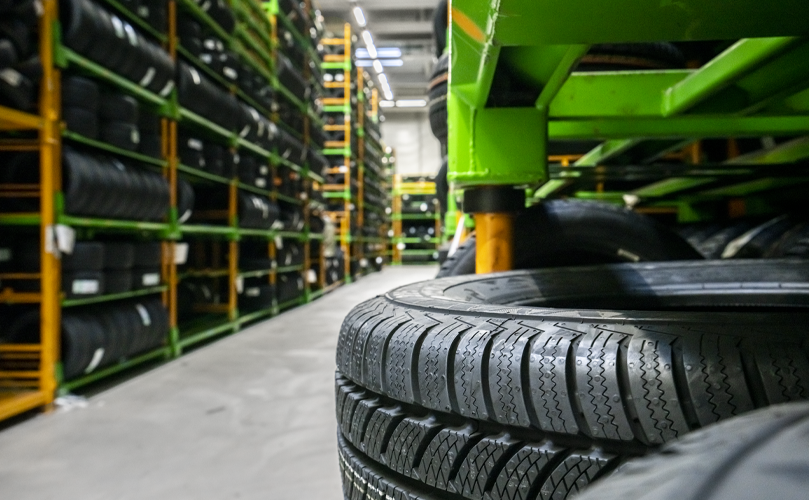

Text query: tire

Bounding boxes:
[62,241,105,271]
[436,200,702,277]
[335,260,809,500]
[61,75,99,110]
[132,267,161,289]
[766,222,809,258]
[102,242,135,269]
[694,220,755,259]
[723,215,798,259]
[100,121,140,151]
[133,241,162,267]
[63,106,99,139]
[427,54,449,143]
[103,270,133,294]
[574,402,809,500]
[99,93,138,123]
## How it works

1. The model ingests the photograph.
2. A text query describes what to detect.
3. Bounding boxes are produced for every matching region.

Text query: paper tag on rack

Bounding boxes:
[0,248,11,262]
[174,243,189,265]
[274,237,284,249]
[307,269,317,283]
[55,225,76,254]
[72,279,99,295]
[236,276,244,294]
[142,273,160,287]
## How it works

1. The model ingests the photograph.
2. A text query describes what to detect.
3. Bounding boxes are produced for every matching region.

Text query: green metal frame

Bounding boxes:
[448,1,809,191]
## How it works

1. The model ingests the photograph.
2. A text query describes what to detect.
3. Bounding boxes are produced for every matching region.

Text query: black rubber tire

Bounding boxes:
[581,43,686,70]
[99,92,138,123]
[335,260,809,500]
[574,402,809,500]
[63,106,99,139]
[100,121,140,151]
[766,222,809,258]
[133,241,162,267]
[436,200,702,277]
[103,270,133,294]
[61,75,100,110]
[428,53,449,143]
[102,242,135,269]
[62,241,105,271]
[694,220,756,259]
[724,215,799,259]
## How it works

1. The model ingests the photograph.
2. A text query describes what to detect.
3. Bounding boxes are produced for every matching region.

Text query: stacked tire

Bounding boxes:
[7,297,169,380]
[0,0,43,112]
[335,260,809,500]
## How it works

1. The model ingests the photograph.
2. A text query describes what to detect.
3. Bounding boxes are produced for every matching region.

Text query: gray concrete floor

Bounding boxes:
[0,266,437,500]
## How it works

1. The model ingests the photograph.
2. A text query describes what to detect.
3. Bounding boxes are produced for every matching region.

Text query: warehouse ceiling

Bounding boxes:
[316,0,438,102]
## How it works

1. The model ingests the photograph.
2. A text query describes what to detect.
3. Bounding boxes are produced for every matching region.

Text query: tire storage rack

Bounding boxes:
[320,25,391,282]
[391,175,441,265]
[0,0,388,424]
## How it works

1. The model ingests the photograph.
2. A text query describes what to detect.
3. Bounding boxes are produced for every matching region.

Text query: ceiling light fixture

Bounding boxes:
[377,73,393,100]
[395,99,427,108]
[355,47,402,59]
[373,60,384,74]
[362,30,377,59]
[355,59,404,67]
[352,6,366,27]
[379,100,395,108]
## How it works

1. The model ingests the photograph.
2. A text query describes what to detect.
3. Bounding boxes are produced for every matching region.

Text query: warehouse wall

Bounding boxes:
[381,111,443,177]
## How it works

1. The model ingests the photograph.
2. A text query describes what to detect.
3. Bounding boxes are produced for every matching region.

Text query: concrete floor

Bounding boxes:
[0,266,437,500]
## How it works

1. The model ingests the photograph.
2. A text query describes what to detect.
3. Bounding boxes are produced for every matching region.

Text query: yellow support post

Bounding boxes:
[474,213,515,273]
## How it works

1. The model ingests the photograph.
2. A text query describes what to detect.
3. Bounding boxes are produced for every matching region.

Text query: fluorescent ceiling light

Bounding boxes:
[396,99,427,108]
[355,59,404,67]
[356,47,402,59]
[362,31,377,59]
[383,89,394,100]
[379,100,395,108]
[373,60,384,74]
[352,6,366,27]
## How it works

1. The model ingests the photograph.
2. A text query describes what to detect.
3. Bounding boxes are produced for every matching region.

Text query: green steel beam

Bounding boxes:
[549,115,809,140]
[574,139,642,166]
[727,136,809,165]
[491,1,809,46]
[663,38,801,116]
[631,177,717,198]
[551,71,692,118]
[535,45,590,109]
[694,177,809,198]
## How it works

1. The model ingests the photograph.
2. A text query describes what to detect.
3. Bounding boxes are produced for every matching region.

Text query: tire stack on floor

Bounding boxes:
[679,214,809,260]
[335,259,809,500]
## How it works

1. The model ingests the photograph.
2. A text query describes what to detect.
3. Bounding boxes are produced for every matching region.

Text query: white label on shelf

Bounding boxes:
[141,273,160,286]
[236,276,244,293]
[72,279,99,295]
[259,166,269,175]
[55,224,76,254]
[360,258,369,268]
[131,129,140,145]
[420,203,428,212]
[274,237,283,249]
[135,304,152,327]
[187,138,203,151]
[255,178,267,188]
[84,348,105,374]
[174,243,189,264]
[223,67,238,80]
[339,166,348,173]
[0,69,22,87]
[397,243,406,250]
[307,269,317,284]
[0,248,11,262]
[139,67,156,87]
[159,80,175,97]
[245,287,260,297]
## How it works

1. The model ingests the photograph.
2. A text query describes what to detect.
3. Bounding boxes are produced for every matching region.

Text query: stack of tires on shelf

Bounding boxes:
[0,1,45,112]
[396,184,440,263]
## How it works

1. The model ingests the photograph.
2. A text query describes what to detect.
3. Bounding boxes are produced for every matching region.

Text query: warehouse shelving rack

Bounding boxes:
[0,0,383,422]
[355,74,391,274]
[449,0,809,273]
[391,176,441,265]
